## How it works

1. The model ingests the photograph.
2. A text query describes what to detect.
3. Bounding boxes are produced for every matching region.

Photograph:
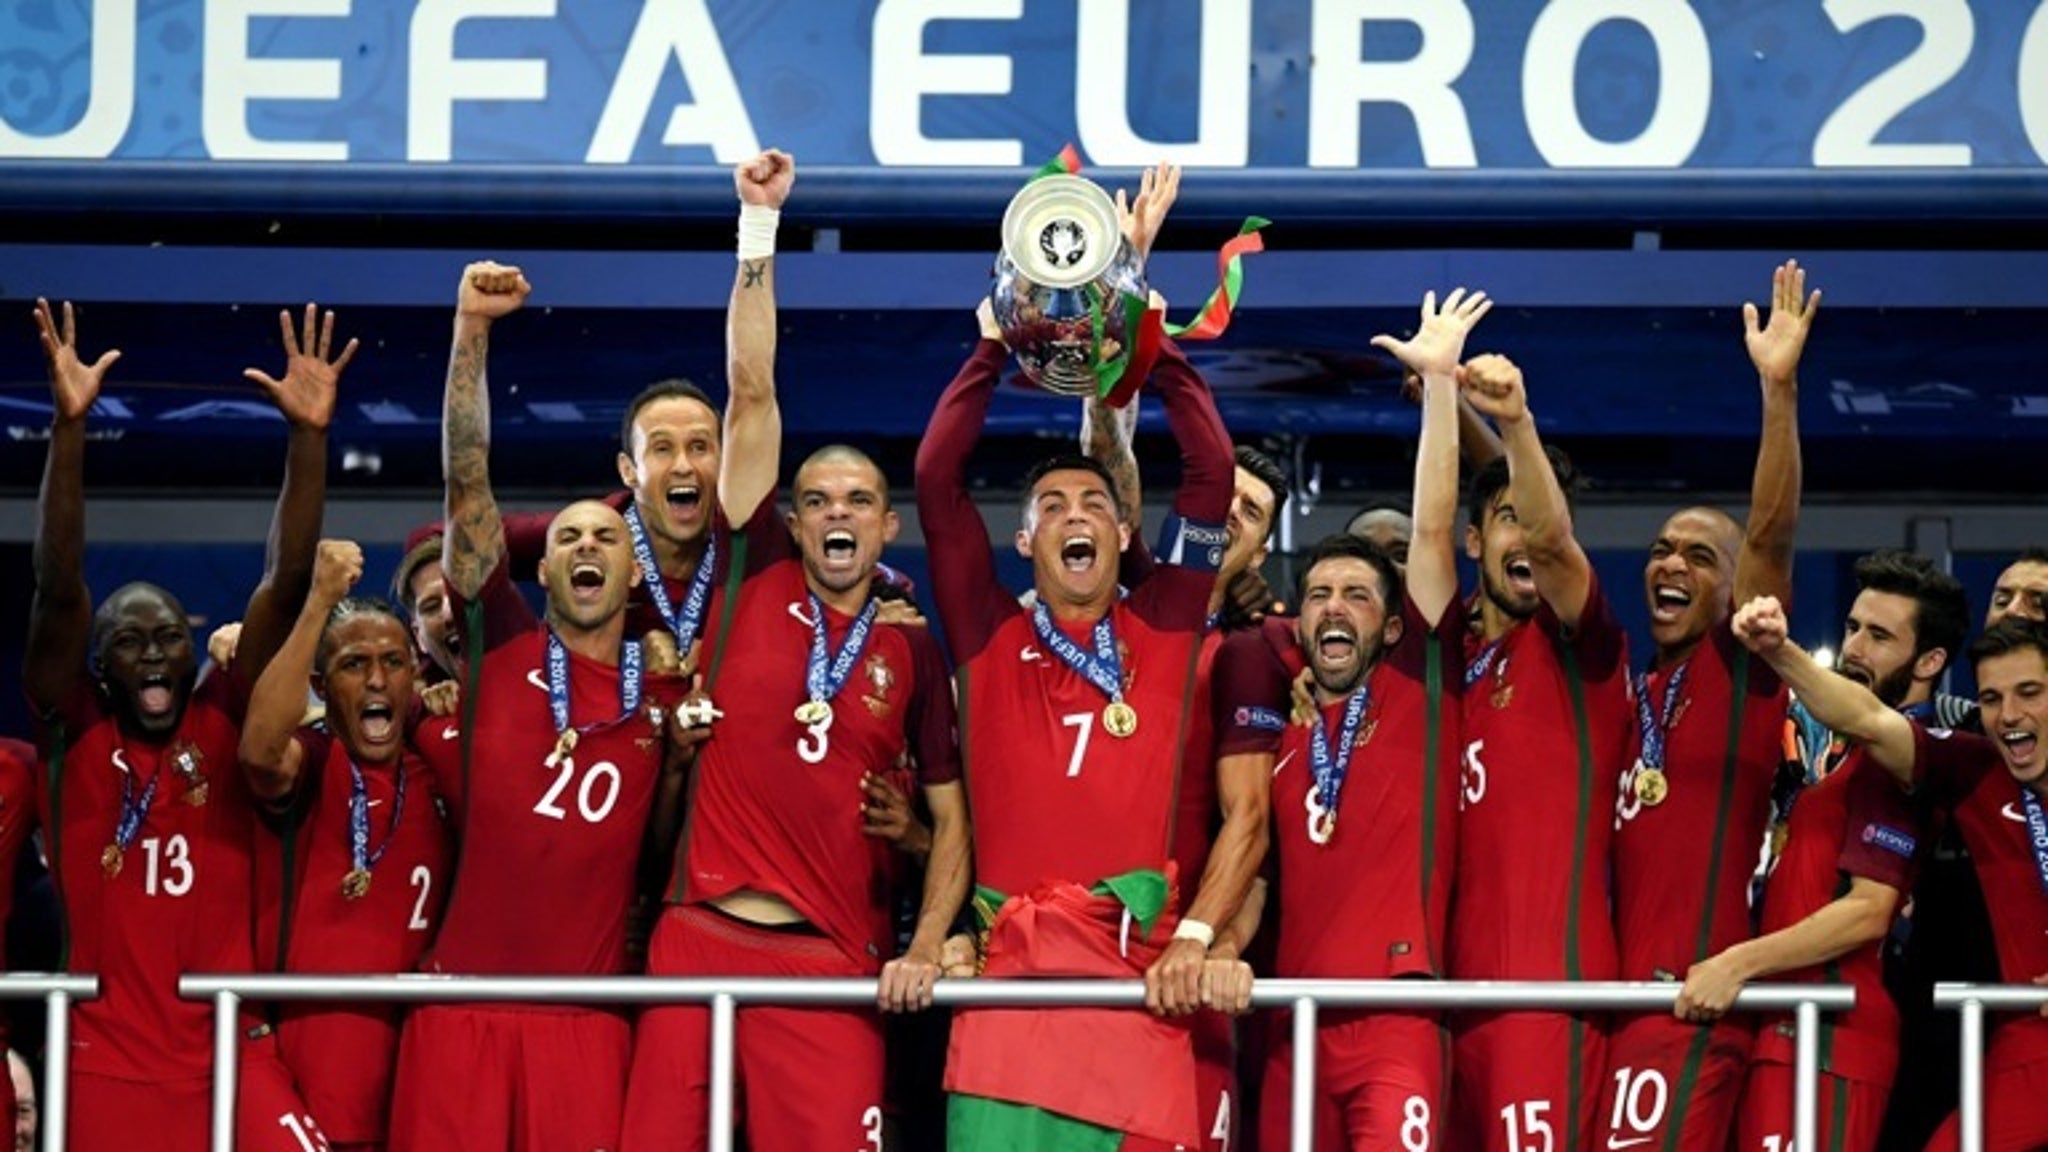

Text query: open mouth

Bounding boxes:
[138,674,176,717]
[1651,584,1693,623]
[569,562,607,596]
[666,484,703,520]
[1316,626,1358,663]
[359,700,396,743]
[2003,728,2038,767]
[1504,555,1536,595]
[1060,535,1097,573]
[823,529,857,562]
[1838,662,1873,688]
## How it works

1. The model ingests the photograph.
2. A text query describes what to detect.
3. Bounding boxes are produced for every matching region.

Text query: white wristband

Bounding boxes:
[1172,918,1216,948]
[737,204,780,261]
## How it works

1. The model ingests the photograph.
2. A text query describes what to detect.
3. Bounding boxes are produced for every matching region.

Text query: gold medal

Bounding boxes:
[101,843,123,878]
[545,728,578,768]
[341,868,372,901]
[1309,807,1336,845]
[794,699,833,727]
[1634,766,1669,808]
[1102,701,1138,739]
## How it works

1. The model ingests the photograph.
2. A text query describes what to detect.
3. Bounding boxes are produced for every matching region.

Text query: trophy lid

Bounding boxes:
[1000,175,1123,291]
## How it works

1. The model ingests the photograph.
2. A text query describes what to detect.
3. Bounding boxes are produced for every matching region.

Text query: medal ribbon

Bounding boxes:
[1308,685,1372,817]
[1030,603,1127,704]
[623,503,718,654]
[806,594,880,707]
[348,757,409,878]
[112,757,161,854]
[1631,660,1691,770]
[546,629,644,737]
[2019,786,2048,899]
[1464,637,1507,689]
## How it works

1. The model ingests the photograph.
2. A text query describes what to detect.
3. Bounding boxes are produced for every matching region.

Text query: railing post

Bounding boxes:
[709,992,737,1152]
[1960,997,1985,1152]
[1290,997,1317,1152]
[211,991,240,1152]
[1793,998,1819,1152]
[41,991,69,1152]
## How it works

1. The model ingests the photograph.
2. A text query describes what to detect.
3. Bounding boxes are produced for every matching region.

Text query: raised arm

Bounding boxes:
[1462,353,1594,627]
[912,304,1013,666]
[1081,396,1143,533]
[24,300,119,716]
[441,262,530,600]
[240,540,362,802]
[1373,289,1492,625]
[1733,595,1914,779]
[1734,261,1816,608]
[720,149,793,527]
[1149,337,1233,530]
[235,305,355,679]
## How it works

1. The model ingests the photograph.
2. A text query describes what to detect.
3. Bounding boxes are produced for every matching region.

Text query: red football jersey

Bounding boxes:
[675,555,960,969]
[0,739,38,958]
[35,674,257,1081]
[419,591,681,977]
[1449,575,1632,982]
[1215,595,1462,979]
[254,728,454,1142]
[1912,724,2048,1067]
[1172,630,1226,890]
[1613,625,1788,980]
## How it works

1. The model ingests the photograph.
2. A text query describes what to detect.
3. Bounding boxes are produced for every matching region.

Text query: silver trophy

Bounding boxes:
[992,174,1148,396]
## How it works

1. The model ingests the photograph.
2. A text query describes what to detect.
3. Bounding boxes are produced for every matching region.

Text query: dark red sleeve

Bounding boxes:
[1214,629,1293,758]
[1539,569,1625,681]
[264,728,332,831]
[738,497,793,576]
[1912,724,1997,809]
[0,737,38,858]
[196,661,254,727]
[502,508,554,580]
[1388,592,1462,691]
[1710,615,1784,698]
[1152,340,1232,525]
[902,627,961,787]
[412,716,464,817]
[32,680,103,758]
[1834,754,1920,892]
[914,340,1025,666]
[451,557,538,655]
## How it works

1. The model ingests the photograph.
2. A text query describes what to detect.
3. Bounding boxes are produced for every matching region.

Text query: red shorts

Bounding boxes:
[621,904,883,1152]
[1922,1035,2048,1152]
[1258,1011,1445,1152]
[67,1038,327,1152]
[276,1006,404,1145]
[1596,1013,1753,1152]
[1735,1060,1886,1152]
[1452,1011,1607,1152]
[386,1004,629,1152]
[1191,1010,1237,1152]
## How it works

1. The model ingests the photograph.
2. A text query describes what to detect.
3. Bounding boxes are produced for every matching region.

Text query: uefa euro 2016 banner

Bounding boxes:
[1,0,2043,171]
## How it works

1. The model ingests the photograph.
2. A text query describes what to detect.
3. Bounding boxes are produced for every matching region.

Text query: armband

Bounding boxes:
[1156,513,1228,574]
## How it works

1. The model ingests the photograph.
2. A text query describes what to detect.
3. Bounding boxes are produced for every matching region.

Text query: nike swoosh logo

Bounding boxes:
[368,799,384,808]
[440,727,461,741]
[1607,1138,1653,1151]
[787,601,817,627]
[1273,750,1298,778]
[2003,802,2027,824]
[1020,646,1043,663]
[525,669,548,693]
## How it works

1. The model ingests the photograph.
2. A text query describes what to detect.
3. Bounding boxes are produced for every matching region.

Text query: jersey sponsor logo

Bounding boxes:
[1860,823,1918,858]
[525,669,549,693]
[787,600,819,627]
[1234,705,1285,732]
[440,727,461,740]
[1606,1137,1654,1150]
[1019,645,1044,663]
[2004,802,2028,825]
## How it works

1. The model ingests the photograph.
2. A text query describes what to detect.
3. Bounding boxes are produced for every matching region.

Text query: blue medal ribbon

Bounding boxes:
[112,760,161,854]
[1030,603,1127,704]
[806,594,879,708]
[1464,636,1506,689]
[1309,685,1372,816]
[624,503,717,653]
[546,629,644,738]
[2019,787,2048,899]
[348,757,409,880]
[1631,660,1690,770]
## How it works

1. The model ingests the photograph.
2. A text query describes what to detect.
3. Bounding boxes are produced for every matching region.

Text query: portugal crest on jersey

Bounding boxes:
[862,653,897,717]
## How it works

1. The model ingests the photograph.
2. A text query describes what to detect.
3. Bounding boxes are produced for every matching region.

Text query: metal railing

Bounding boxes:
[179,974,1850,1152]
[1933,982,2048,1152]
[0,974,98,1152]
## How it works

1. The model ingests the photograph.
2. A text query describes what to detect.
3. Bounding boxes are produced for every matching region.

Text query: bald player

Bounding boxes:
[1346,504,1414,573]
[385,263,690,1151]
[1598,261,1817,1152]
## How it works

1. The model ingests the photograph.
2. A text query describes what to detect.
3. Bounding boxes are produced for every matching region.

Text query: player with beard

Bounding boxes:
[1444,354,1632,1152]
[1727,599,2048,1151]
[1213,287,1487,1151]
[24,299,353,1150]
[1599,261,1816,1152]
[384,263,690,1151]
[916,291,1232,1150]
[1670,579,1956,1152]
[239,538,454,1152]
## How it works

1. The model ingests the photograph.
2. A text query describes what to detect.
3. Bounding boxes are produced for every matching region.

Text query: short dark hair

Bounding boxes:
[1852,550,1969,666]
[390,532,443,614]
[2009,547,2048,568]
[1466,444,1581,529]
[1020,454,1125,523]
[1969,617,2048,671]
[1295,533,1404,611]
[620,379,718,455]
[1234,445,1289,525]
[316,596,411,672]
[91,582,191,675]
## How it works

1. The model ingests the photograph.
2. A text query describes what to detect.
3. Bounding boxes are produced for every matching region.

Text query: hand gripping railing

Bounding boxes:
[1932,982,2048,1152]
[0,974,98,1152]
[180,975,1851,1152]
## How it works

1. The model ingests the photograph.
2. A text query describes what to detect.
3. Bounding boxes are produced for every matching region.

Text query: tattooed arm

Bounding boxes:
[441,262,531,600]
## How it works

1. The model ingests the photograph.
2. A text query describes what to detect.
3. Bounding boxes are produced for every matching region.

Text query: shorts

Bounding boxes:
[1191,1010,1237,1152]
[1736,1059,1886,1152]
[1451,1011,1606,1152]
[276,1005,405,1145]
[621,904,883,1152]
[1922,1033,2048,1152]
[1258,1010,1445,1152]
[1596,1013,1753,1152]
[387,1004,629,1152]
[68,1036,325,1152]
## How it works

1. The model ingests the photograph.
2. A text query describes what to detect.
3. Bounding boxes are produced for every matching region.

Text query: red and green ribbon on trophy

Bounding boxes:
[1025,146,1268,407]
